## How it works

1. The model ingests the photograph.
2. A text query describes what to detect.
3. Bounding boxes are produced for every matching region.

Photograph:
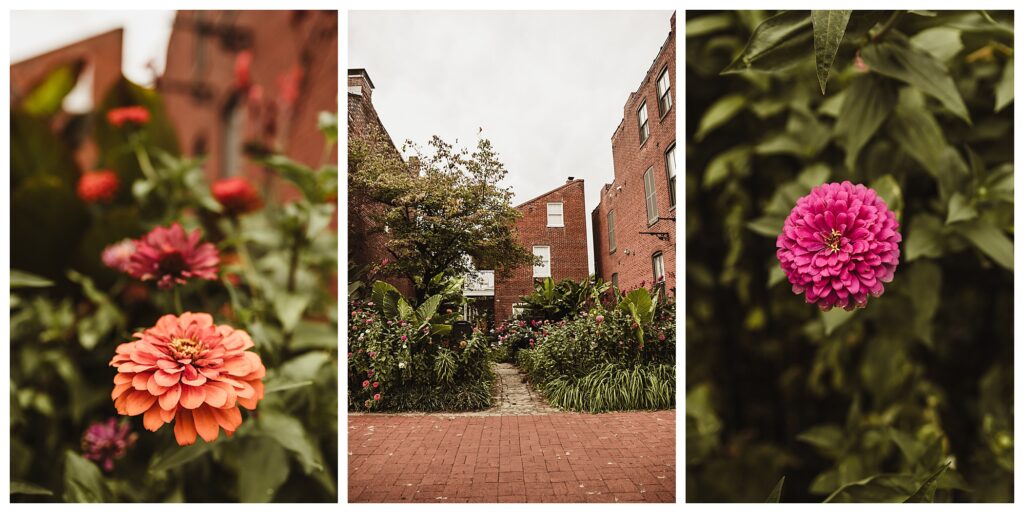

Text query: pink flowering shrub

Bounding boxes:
[777,181,901,310]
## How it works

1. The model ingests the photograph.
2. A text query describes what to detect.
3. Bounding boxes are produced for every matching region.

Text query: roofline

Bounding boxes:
[610,13,675,141]
[11,27,124,68]
[514,179,584,209]
[347,68,375,89]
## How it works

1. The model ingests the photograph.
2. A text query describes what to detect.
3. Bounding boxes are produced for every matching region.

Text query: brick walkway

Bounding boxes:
[348,412,675,502]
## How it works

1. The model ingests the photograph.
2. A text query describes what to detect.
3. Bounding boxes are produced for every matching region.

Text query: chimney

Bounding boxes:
[347,68,375,101]
[567,176,575,182]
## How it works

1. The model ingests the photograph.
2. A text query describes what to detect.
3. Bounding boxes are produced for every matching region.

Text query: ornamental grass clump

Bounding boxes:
[776,181,901,311]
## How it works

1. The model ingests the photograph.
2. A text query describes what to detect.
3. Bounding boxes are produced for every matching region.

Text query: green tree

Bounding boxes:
[349,131,535,300]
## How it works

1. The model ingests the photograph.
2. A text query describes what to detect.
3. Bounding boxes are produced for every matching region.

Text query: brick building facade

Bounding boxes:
[162,10,338,198]
[592,13,677,295]
[346,68,414,295]
[490,179,590,323]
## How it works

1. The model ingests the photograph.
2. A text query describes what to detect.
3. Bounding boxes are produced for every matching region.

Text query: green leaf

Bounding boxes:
[237,437,290,502]
[811,10,852,94]
[905,215,945,262]
[904,261,942,346]
[946,192,978,224]
[904,463,951,503]
[955,220,1014,271]
[273,292,311,333]
[825,474,918,503]
[9,269,54,288]
[10,481,54,496]
[21,60,84,116]
[747,215,785,237]
[686,13,734,38]
[909,27,964,62]
[695,94,747,141]
[860,40,971,124]
[835,74,898,170]
[63,451,112,502]
[995,58,1013,112]
[765,476,785,502]
[415,293,442,324]
[371,280,403,318]
[703,146,751,188]
[870,174,903,216]
[278,352,331,380]
[255,411,324,474]
[148,439,213,474]
[822,308,857,335]
[263,379,315,394]
[797,424,846,458]
[317,111,338,145]
[258,155,323,202]
[723,11,813,74]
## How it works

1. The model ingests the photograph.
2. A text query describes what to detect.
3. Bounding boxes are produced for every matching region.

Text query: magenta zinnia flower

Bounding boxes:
[776,181,901,311]
[102,238,136,273]
[126,223,220,289]
[81,418,137,472]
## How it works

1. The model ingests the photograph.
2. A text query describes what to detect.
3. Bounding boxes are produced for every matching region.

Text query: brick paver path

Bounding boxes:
[348,411,676,502]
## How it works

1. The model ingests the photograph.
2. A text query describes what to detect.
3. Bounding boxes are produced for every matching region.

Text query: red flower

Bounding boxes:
[234,50,253,90]
[127,223,220,289]
[277,65,304,107]
[77,170,119,203]
[362,380,369,388]
[372,382,379,388]
[211,177,262,215]
[373,393,381,401]
[107,106,150,127]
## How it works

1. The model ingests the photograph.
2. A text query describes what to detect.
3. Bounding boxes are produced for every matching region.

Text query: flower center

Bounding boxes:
[158,251,188,275]
[169,337,204,359]
[824,228,843,253]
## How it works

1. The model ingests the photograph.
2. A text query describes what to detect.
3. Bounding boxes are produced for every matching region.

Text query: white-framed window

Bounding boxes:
[657,66,672,116]
[607,210,617,253]
[611,273,619,291]
[652,252,665,282]
[533,245,551,278]
[644,167,659,225]
[665,143,677,209]
[546,202,564,227]
[637,100,650,145]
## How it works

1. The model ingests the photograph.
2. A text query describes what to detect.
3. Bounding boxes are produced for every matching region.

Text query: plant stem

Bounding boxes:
[172,287,183,314]
[132,138,158,182]
[230,217,261,294]
[872,11,904,42]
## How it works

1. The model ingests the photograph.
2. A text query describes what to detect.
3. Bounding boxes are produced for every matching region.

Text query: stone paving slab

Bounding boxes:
[348,411,676,503]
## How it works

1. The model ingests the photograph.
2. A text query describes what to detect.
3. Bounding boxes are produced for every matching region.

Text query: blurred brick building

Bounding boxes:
[592,13,676,295]
[10,11,338,200]
[162,10,338,198]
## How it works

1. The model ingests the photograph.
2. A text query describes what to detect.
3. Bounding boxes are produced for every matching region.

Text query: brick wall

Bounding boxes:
[494,179,589,322]
[161,10,338,201]
[593,13,677,296]
[346,69,414,297]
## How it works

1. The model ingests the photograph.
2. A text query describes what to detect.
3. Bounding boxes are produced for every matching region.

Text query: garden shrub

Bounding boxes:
[347,282,493,412]
[515,286,676,412]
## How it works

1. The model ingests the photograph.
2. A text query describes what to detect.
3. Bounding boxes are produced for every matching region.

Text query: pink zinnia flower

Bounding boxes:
[81,418,137,472]
[109,312,266,446]
[127,223,220,289]
[372,382,379,388]
[102,239,137,273]
[776,181,901,311]
[373,393,381,401]
[362,380,370,388]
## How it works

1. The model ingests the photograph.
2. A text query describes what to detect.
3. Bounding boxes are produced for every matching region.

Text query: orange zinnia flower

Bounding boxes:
[110,312,266,446]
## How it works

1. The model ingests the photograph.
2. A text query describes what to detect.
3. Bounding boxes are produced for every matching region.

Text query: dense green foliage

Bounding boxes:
[10,69,338,502]
[347,282,493,412]
[348,131,535,301]
[516,286,676,412]
[686,10,1013,502]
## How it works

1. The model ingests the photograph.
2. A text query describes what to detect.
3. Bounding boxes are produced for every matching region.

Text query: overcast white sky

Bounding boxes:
[349,10,674,274]
[11,10,175,85]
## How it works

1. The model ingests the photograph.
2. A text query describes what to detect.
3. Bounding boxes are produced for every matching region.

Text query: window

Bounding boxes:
[637,101,650,145]
[546,202,564,227]
[652,252,665,282]
[533,246,551,278]
[607,210,617,253]
[512,303,528,319]
[657,66,672,116]
[644,167,659,224]
[611,273,619,291]
[665,143,677,209]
